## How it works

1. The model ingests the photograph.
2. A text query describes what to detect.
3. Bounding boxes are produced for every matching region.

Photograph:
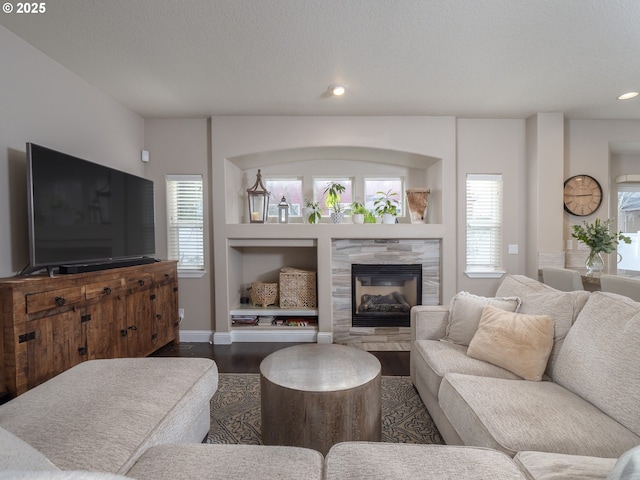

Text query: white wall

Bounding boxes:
[564,120,640,271]
[143,118,213,333]
[456,119,527,296]
[0,26,144,277]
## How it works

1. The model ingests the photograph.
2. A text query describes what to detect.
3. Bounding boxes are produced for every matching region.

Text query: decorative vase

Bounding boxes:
[352,213,365,224]
[330,211,344,224]
[585,251,604,275]
[406,188,430,224]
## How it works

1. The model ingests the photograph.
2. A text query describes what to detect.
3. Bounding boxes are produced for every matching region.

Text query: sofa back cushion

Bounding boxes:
[495,275,590,378]
[442,291,521,346]
[554,291,640,437]
[0,426,57,471]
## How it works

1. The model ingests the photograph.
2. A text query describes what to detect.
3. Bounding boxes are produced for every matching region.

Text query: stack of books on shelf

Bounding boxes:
[231,314,258,325]
[258,315,276,326]
[274,317,312,327]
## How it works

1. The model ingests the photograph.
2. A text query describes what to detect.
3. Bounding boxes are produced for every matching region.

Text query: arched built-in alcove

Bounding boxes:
[224,145,443,225]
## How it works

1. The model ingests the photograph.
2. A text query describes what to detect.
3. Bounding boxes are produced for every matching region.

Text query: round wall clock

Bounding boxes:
[563,174,603,216]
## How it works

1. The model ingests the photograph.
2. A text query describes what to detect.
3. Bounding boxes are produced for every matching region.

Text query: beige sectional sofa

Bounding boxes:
[411,274,640,475]
[3,284,639,480]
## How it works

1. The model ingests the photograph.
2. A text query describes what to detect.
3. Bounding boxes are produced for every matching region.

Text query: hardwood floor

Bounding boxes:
[152,342,411,376]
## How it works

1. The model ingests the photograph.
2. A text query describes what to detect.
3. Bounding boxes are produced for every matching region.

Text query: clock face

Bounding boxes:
[563,175,603,216]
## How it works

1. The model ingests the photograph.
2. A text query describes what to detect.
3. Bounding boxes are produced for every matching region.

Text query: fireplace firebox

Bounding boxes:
[351,264,422,327]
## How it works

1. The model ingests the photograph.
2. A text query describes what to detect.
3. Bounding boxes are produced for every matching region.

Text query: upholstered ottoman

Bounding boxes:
[0,358,218,475]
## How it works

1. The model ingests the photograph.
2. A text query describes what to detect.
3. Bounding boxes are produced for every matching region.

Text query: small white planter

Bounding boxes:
[352,213,365,224]
[301,207,311,224]
[330,211,345,224]
[381,213,396,224]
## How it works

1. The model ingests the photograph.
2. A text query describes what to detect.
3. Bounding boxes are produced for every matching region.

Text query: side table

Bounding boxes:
[260,344,381,455]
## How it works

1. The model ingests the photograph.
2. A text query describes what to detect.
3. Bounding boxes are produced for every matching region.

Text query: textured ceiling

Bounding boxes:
[2,0,640,119]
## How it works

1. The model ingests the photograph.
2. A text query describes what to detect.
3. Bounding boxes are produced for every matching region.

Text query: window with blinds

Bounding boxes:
[166,175,204,272]
[466,174,503,274]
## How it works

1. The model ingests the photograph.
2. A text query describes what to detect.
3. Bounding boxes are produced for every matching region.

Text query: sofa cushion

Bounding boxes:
[413,340,520,399]
[554,291,640,437]
[325,442,526,479]
[513,451,616,480]
[467,306,554,381]
[126,444,324,480]
[442,291,521,346]
[0,473,132,480]
[439,373,640,458]
[0,426,57,471]
[495,274,589,378]
[0,358,218,474]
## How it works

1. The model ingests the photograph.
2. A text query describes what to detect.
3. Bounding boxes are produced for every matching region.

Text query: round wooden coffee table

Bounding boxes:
[260,344,381,455]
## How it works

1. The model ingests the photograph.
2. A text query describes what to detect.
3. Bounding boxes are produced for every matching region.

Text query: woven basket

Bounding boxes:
[250,282,278,307]
[279,267,317,308]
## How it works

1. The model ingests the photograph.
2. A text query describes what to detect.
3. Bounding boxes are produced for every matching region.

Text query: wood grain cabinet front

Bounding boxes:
[0,261,179,398]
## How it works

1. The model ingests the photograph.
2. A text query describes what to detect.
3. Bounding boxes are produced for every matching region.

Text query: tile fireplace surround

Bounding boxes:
[332,239,440,351]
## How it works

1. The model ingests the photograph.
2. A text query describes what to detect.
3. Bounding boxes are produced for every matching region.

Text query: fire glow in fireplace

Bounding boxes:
[351,264,422,327]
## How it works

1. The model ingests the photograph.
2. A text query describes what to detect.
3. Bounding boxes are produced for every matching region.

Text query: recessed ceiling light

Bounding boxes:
[617,92,638,100]
[329,84,347,96]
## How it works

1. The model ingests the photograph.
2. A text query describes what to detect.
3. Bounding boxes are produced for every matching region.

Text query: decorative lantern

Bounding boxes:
[247,169,270,223]
[278,196,289,223]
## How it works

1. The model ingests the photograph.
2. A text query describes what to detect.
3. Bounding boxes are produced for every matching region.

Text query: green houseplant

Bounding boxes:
[351,201,367,224]
[571,218,631,274]
[303,199,321,224]
[323,181,346,223]
[373,189,399,224]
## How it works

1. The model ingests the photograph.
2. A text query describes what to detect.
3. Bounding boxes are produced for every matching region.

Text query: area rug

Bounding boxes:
[207,374,443,445]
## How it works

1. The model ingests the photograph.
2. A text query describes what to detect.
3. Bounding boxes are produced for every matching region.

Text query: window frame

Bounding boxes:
[166,174,205,278]
[465,173,505,278]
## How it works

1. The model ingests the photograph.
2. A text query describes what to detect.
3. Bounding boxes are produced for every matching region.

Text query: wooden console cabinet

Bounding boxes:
[0,261,179,398]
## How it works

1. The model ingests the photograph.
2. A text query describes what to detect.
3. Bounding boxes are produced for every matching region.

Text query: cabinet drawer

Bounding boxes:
[85,278,124,300]
[26,286,85,314]
[125,273,153,293]
[154,267,177,286]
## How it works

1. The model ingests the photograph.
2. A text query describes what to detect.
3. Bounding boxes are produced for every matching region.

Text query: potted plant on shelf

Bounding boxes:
[351,201,367,224]
[302,199,322,224]
[571,218,631,275]
[373,189,399,224]
[323,181,346,224]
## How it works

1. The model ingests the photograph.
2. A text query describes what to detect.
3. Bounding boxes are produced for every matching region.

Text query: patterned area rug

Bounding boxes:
[207,374,443,445]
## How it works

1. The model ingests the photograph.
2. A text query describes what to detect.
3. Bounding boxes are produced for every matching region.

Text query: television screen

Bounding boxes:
[27,143,156,270]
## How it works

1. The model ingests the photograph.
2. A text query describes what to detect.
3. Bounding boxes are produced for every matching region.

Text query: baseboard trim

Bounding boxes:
[179,330,214,343]
[202,330,326,345]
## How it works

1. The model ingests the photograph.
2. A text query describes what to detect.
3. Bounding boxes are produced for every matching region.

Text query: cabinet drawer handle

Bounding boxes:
[128,325,138,331]
[103,287,112,295]
[138,279,145,286]
[156,314,162,320]
[78,346,88,355]
[54,296,65,307]
[120,329,128,337]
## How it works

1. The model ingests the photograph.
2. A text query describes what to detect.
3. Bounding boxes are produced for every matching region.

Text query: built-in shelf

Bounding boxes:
[230,305,319,316]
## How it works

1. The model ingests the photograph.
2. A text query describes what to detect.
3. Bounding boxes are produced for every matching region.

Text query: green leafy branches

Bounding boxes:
[570,218,631,254]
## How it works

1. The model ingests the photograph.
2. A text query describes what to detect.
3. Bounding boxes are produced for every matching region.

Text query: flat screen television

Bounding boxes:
[26,143,156,274]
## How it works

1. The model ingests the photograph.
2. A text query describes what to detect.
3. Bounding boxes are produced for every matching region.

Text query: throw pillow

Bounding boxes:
[607,445,640,480]
[441,291,521,346]
[467,305,555,381]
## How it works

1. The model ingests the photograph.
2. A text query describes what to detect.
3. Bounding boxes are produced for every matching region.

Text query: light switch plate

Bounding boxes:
[508,244,518,255]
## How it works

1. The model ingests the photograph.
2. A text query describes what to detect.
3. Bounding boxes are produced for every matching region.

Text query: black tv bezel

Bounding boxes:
[26,142,156,273]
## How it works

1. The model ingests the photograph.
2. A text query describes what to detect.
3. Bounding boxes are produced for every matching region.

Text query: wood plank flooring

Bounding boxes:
[152,342,410,376]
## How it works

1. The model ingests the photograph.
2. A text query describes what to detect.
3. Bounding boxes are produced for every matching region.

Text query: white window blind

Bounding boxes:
[166,175,204,271]
[466,174,503,273]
